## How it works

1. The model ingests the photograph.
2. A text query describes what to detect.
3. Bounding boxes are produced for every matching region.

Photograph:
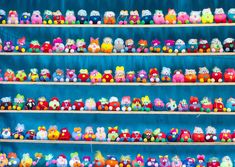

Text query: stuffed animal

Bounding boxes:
[159,155,171,167]
[150,39,161,53]
[36,97,49,110]
[119,155,132,167]
[94,151,105,167]
[213,97,226,112]
[65,39,76,53]
[95,127,106,141]
[76,39,87,52]
[166,99,177,111]
[29,40,41,52]
[131,98,142,111]
[178,129,192,142]
[228,8,235,23]
[102,70,114,82]
[72,99,85,110]
[40,69,51,81]
[224,68,235,82]
[15,70,27,81]
[219,129,232,142]
[47,125,60,140]
[89,10,101,24]
[82,126,96,141]
[32,153,46,166]
[177,12,190,24]
[145,157,159,167]
[221,156,233,167]
[65,10,76,24]
[1,128,11,139]
[105,156,119,167]
[201,8,214,23]
[198,39,210,53]
[118,129,131,142]
[211,38,223,53]
[211,67,223,82]
[65,69,77,82]
[196,155,206,167]
[132,154,144,167]
[96,98,109,111]
[184,69,197,82]
[107,126,119,141]
[78,69,90,82]
[53,10,65,24]
[8,152,20,167]
[152,128,166,142]
[142,129,154,142]
[108,96,120,111]
[90,70,102,83]
[28,68,39,82]
[136,70,148,82]
[149,68,160,82]
[161,67,171,82]
[36,126,48,140]
[171,155,182,167]
[104,11,116,24]
[71,127,82,141]
[25,98,36,110]
[3,41,14,52]
[131,131,142,142]
[13,94,25,110]
[140,10,154,24]
[101,37,113,53]
[4,69,15,81]
[205,126,217,142]
[189,11,201,23]
[20,12,31,24]
[178,99,189,111]
[113,38,125,53]
[61,100,72,110]
[153,98,165,111]
[167,128,179,142]
[58,128,71,140]
[56,155,68,166]
[174,39,186,53]
[172,70,184,82]
[214,8,227,23]
[137,40,149,53]
[198,67,210,82]
[226,98,235,112]
[84,98,96,110]
[7,10,19,24]
[0,97,12,110]
[52,69,64,82]
[77,9,88,24]
[192,127,205,142]
[129,10,140,24]
[162,40,175,53]
[189,96,201,111]
[49,97,61,110]
[125,39,136,53]
[20,153,33,167]
[115,66,125,82]
[88,37,100,53]
[43,10,53,24]
[141,96,152,111]
[207,157,220,167]
[126,71,136,82]
[118,10,128,24]
[52,37,65,53]
[223,38,235,52]
[13,123,25,139]
[121,96,131,111]
[41,41,53,53]
[45,154,57,167]
[153,10,165,24]
[200,97,213,112]
[0,10,6,24]
[182,157,196,167]
[165,9,177,24]
[31,10,42,24]
[81,156,93,167]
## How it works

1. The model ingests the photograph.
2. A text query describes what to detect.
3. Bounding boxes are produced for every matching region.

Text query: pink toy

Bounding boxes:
[129,10,140,24]
[65,39,77,53]
[52,37,65,53]
[31,10,42,24]
[153,10,165,24]
[172,70,184,82]
[65,10,76,24]
[177,12,190,24]
[7,10,19,24]
[189,11,202,23]
[214,8,227,23]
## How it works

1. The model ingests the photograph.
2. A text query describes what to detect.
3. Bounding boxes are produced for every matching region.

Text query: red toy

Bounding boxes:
[149,68,160,83]
[118,129,131,142]
[152,128,167,142]
[178,129,192,142]
[219,129,232,142]
[49,97,60,110]
[36,97,49,110]
[205,126,217,142]
[58,128,71,140]
[78,69,90,82]
[213,98,226,112]
[131,131,142,142]
[29,40,41,53]
[72,99,85,110]
[189,96,201,111]
[224,68,235,82]
[211,67,223,82]
[102,70,114,82]
[96,98,109,111]
[108,97,120,111]
[207,157,220,167]
[41,41,52,53]
[198,39,210,53]
[53,10,65,24]
[83,126,96,141]
[192,127,205,142]
[61,100,72,110]
[214,8,227,23]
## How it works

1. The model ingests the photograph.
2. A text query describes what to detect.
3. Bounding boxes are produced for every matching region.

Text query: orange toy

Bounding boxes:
[103,11,116,24]
[88,37,100,53]
[198,67,211,82]
[165,9,177,24]
[184,69,197,82]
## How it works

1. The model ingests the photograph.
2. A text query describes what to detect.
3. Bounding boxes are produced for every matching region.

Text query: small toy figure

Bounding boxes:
[198,67,210,82]
[31,10,42,24]
[118,10,128,24]
[171,155,182,167]
[72,127,82,141]
[129,10,140,24]
[65,39,76,53]
[132,154,144,167]
[166,99,177,111]
[224,68,235,82]
[96,98,109,111]
[108,96,120,111]
[104,11,116,24]
[84,98,96,110]
[4,69,15,81]
[119,155,132,167]
[13,94,25,110]
[95,127,106,141]
[223,38,235,52]
[52,37,65,53]
[7,10,19,24]
[102,70,114,82]
[149,68,160,83]
[36,97,49,110]
[24,129,36,139]
[13,123,25,139]
[213,97,226,112]
[226,98,235,112]
[207,157,220,167]
[141,96,152,111]
[48,125,60,140]
[131,131,142,142]
[159,155,171,167]
[28,68,39,82]
[58,128,71,140]
[201,8,214,23]
[56,155,68,167]
[76,39,87,52]
[200,97,213,112]
[153,10,165,24]
[142,129,154,142]
[228,8,235,23]
[1,128,11,139]
[101,37,113,53]
[40,69,51,81]
[126,71,136,82]
[81,156,93,167]
[178,99,189,111]
[88,37,100,53]
[145,157,159,167]
[121,96,131,111]
[136,70,148,82]
[150,39,161,53]
[0,10,7,24]
[118,129,131,142]
[25,98,36,110]
[78,69,90,82]
[187,39,198,53]
[32,153,46,166]
[53,10,65,24]
[29,40,41,53]
[189,11,201,23]
[211,67,223,82]
[89,10,102,24]
[15,70,27,81]
[3,41,14,52]
[219,129,232,142]
[211,38,223,53]
[189,96,201,111]
[205,126,217,142]
[94,151,105,167]
[8,152,20,167]
[174,39,186,53]
[72,99,85,111]
[131,98,142,111]
[196,155,206,167]
[41,41,52,53]
[177,12,190,24]
[182,157,196,167]
[61,100,72,110]
[49,97,61,110]
[141,10,154,24]
[178,129,192,142]
[153,98,165,111]
[165,9,177,24]
[43,10,53,24]
[107,126,119,142]
[36,126,48,140]
[113,38,125,53]
[198,39,210,53]
[192,127,205,142]
[214,8,227,23]
[221,156,233,167]
[153,128,166,142]
[163,40,175,53]
[65,10,76,24]
[184,69,197,82]
[77,9,88,24]
[167,128,179,142]
[0,97,12,110]
[45,154,57,167]
[20,12,31,24]
[65,69,77,82]
[20,153,33,167]
[115,66,125,82]
[105,155,119,167]
[82,126,96,141]
[137,40,149,53]
[172,70,184,82]
[53,69,64,82]
[125,39,136,53]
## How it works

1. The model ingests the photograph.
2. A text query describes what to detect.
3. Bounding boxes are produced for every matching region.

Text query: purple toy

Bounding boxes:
[3,41,14,52]
[65,69,77,82]
[52,37,65,53]
[136,70,148,82]
[178,99,189,111]
[163,40,175,53]
[31,10,42,24]
[153,98,165,111]
[150,39,161,53]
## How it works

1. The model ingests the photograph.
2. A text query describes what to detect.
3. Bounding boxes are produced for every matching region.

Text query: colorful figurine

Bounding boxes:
[210,38,223,53]
[149,68,160,83]
[171,155,182,167]
[48,125,60,140]
[226,98,235,112]
[153,128,167,142]
[159,155,171,167]
[24,130,35,140]
[192,127,205,142]
[187,39,198,53]
[45,154,57,167]
[141,96,152,111]
[102,70,114,82]
[153,98,165,111]
[163,40,175,53]
[198,39,210,53]
[125,39,136,53]
[31,10,43,24]
[184,69,197,82]
[150,39,161,53]
[29,40,41,52]
[0,10,7,24]
[113,38,125,53]
[140,10,154,24]
[178,129,192,142]
[108,96,120,111]
[72,127,82,141]
[36,126,48,140]
[13,123,25,140]
[211,67,223,82]
[65,39,76,53]
[52,37,65,53]
[137,40,149,53]
[13,94,25,110]
[214,8,227,23]
[118,10,129,24]
[3,41,14,52]
[118,129,131,142]
[107,126,119,142]
[131,98,142,111]
[41,41,52,53]
[224,68,235,82]
[103,11,116,24]
[165,9,177,24]
[178,99,189,111]
[177,11,190,24]
[94,151,105,167]
[28,68,39,82]
[49,97,61,110]
[1,128,11,139]
[167,128,179,142]
[221,156,233,167]
[84,98,96,110]
[81,156,93,167]
[58,128,71,140]
[189,11,202,23]
[129,10,140,24]
[174,39,186,53]
[126,71,136,82]
[88,37,100,53]
[207,157,220,167]
[136,70,148,82]
[8,152,20,167]
[115,66,125,82]
[56,155,68,167]
[131,131,142,142]
[15,70,27,81]
[205,126,217,142]
[76,39,87,52]
[82,126,96,141]
[189,96,201,111]
[89,10,102,24]
[201,8,214,24]
[166,99,177,111]
[36,97,49,110]
[61,100,72,110]
[4,69,16,81]
[153,10,165,24]
[196,155,206,167]
[65,10,76,24]
[132,154,144,167]
[65,69,77,82]
[40,69,51,81]
[213,98,226,112]
[78,69,90,82]
[142,129,155,142]
[172,70,184,82]
[119,155,132,167]
[0,97,12,110]
[25,98,36,110]
[228,9,235,23]
[105,155,119,167]
[77,9,88,24]
[101,37,113,53]
[53,69,64,82]
[223,38,235,52]
[95,127,106,141]
[20,153,33,167]
[43,10,53,24]
[198,67,210,82]
[7,10,19,24]
[182,157,196,167]
[20,12,31,24]
[219,129,232,142]
[96,98,109,111]
[53,10,65,24]
[200,97,213,112]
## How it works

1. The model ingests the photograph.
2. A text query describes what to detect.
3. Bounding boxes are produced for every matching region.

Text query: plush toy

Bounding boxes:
[72,127,82,141]
[115,66,125,82]
[140,10,154,24]
[72,99,84,111]
[223,38,235,52]
[3,41,14,52]
[15,70,27,81]
[211,67,223,82]
[213,97,226,112]
[45,154,57,167]
[65,69,77,82]
[177,12,190,24]
[174,39,186,53]
[187,39,198,53]
[49,97,60,110]
[20,153,33,167]
[119,155,132,167]
[0,97,12,110]
[36,97,49,110]
[95,127,106,141]
[166,99,177,111]
[88,37,100,53]
[226,98,235,112]
[118,129,131,142]
[81,156,93,167]
[94,151,105,167]
[101,37,113,53]
[1,128,11,139]
[89,10,101,24]
[149,68,160,82]
[31,10,42,24]
[7,10,18,24]
[65,10,76,24]
[207,157,220,167]
[120,96,131,111]
[108,96,120,111]
[53,69,64,82]
[104,11,116,24]
[25,98,36,110]
[40,69,51,81]
[117,10,128,24]
[198,67,210,82]
[149,39,161,53]
[107,126,119,141]
[8,152,20,167]
[25,130,36,140]
[189,11,201,23]
[53,10,65,24]
[198,39,210,53]
[76,39,87,52]
[82,126,96,141]
[52,37,65,53]
[41,41,52,53]
[29,40,41,52]
[61,100,72,110]
[136,40,149,53]
[13,123,25,139]
[219,129,232,142]
[172,70,184,82]
[28,68,39,82]
[178,129,192,142]
[36,126,48,140]
[205,126,217,142]
[78,69,90,82]
[129,10,140,24]
[192,127,205,142]
[200,97,213,112]
[105,155,119,167]
[13,94,25,110]
[136,70,147,82]
[171,155,182,167]
[141,96,152,111]
[182,157,196,167]
[153,10,165,24]
[43,10,53,24]
[221,156,233,167]
[102,70,114,82]
[214,8,227,23]
[228,8,235,23]
[125,39,136,53]
[4,69,15,81]
[20,12,31,24]
[161,67,171,82]
[64,39,76,53]
[210,38,223,53]
[167,128,179,142]
[56,155,68,167]
[153,98,165,111]
[178,99,189,111]
[189,96,201,111]
[165,9,177,24]
[47,125,60,140]
[84,98,96,110]
[96,98,109,111]
[77,9,88,24]
[163,40,175,53]
[159,155,171,167]
[132,154,144,167]
[32,153,46,166]
[0,10,6,24]
[131,131,142,142]
[184,69,197,82]
[224,68,235,82]
[196,155,206,167]
[131,98,142,111]
[113,38,125,53]
[152,128,166,142]
[126,71,136,82]
[142,129,154,142]
[58,128,71,140]
[145,157,159,167]
[201,8,214,24]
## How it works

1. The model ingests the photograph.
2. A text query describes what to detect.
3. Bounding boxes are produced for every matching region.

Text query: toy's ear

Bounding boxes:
[165,155,168,158]
[108,127,111,130]
[38,126,41,131]
[90,37,94,41]
[159,155,163,158]
[114,126,118,130]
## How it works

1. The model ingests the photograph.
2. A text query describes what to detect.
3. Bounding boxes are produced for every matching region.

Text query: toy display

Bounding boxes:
[95,127,106,141]
[84,98,96,110]
[61,100,72,110]
[36,126,48,140]
[187,39,198,53]
[25,129,36,140]
[213,98,226,112]
[198,39,210,53]
[171,155,182,167]
[119,155,132,167]
[15,37,26,52]
[153,128,166,142]
[82,126,96,141]
[48,125,60,140]
[129,10,140,24]
[166,99,177,111]
[178,129,192,142]
[192,127,205,142]
[0,97,12,110]
[184,69,197,82]
[178,99,189,111]
[12,94,25,110]
[172,70,184,82]
[150,39,161,53]
[153,98,165,111]
[211,67,223,82]
[200,97,213,112]
[141,96,152,111]
[49,97,61,110]
[163,40,175,53]
[205,126,217,142]
[131,98,142,111]
[13,123,25,140]
[77,9,88,24]
[58,128,71,140]
[108,96,120,111]
[3,41,14,52]
[159,155,171,167]
[118,129,131,142]
[25,98,36,110]
[198,67,210,82]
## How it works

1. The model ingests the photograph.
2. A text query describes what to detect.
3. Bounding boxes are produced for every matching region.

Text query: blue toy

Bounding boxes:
[0,9,6,24]
[174,39,186,53]
[141,10,154,24]
[52,69,64,82]
[8,153,20,167]
[161,67,171,82]
[182,157,196,167]
[166,128,179,142]
[20,12,31,24]
[89,10,101,24]
[226,98,235,112]
[187,39,198,53]
[77,9,88,24]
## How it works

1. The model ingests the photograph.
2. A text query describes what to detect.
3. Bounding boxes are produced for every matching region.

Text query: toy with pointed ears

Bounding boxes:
[94,151,105,167]
[15,37,26,52]
[167,128,179,142]
[72,127,83,141]
[132,154,144,167]
[159,155,171,167]
[69,152,81,167]
[88,37,100,53]
[107,126,119,142]
[36,126,48,140]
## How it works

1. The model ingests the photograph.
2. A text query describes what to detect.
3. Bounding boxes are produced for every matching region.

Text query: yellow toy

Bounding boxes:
[101,37,114,53]
[201,8,214,24]
[19,153,33,167]
[47,125,60,140]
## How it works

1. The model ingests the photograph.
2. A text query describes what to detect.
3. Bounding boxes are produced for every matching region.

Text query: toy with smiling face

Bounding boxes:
[13,123,25,139]
[49,97,60,110]
[4,69,15,81]
[43,10,53,24]
[187,39,198,53]
[165,9,177,24]
[201,8,214,23]
[211,67,223,82]
[198,67,210,83]
[53,10,65,24]
[36,126,48,140]
[118,10,129,25]
[65,39,76,53]
[57,155,68,167]
[69,152,81,167]
[219,129,232,142]
[192,127,205,142]
[31,10,42,24]
[36,97,49,110]
[198,39,210,53]
[141,10,154,24]
[7,10,19,24]
[121,96,131,111]
[15,70,27,82]
[132,154,144,167]
[221,156,233,167]
[224,68,235,82]
[153,128,166,142]
[88,37,100,53]
[89,70,102,83]
[125,39,136,53]
[93,151,105,167]
[13,94,25,110]
[15,37,26,53]
[52,37,65,53]
[196,155,206,167]
[78,69,90,82]
[172,70,184,82]
[119,155,131,167]
[77,9,88,24]
[177,12,190,24]
[0,10,7,24]
[153,98,165,111]
[131,98,142,111]
[149,68,160,83]
[136,70,147,82]
[214,8,227,23]
[89,10,101,24]
[205,126,217,142]
[118,129,131,142]
[76,38,87,52]
[101,37,113,53]
[145,157,158,167]
[108,96,120,111]
[211,38,223,53]
[28,68,39,82]
[207,157,220,167]
[58,128,71,140]
[41,41,53,53]
[129,10,140,24]
[178,129,192,142]
[115,66,125,82]
[228,8,235,23]
[25,98,36,110]
[65,69,77,82]
[113,38,125,53]
[0,97,12,110]
[131,131,142,142]
[105,155,119,167]
[65,10,76,24]
[107,126,119,142]
[96,98,109,111]
[174,39,186,53]
[213,97,226,112]
[126,71,136,82]
[189,11,201,23]
[53,69,64,82]
[72,99,85,111]
[141,96,152,111]
[39,68,51,81]
[182,157,196,167]
[83,126,96,141]
[153,10,165,24]
[102,70,114,82]
[61,99,72,110]
[184,69,197,82]
[142,129,154,142]
[223,38,235,52]
[47,125,60,140]
[150,39,161,53]
[200,97,213,112]
[25,130,36,140]
[104,11,116,24]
